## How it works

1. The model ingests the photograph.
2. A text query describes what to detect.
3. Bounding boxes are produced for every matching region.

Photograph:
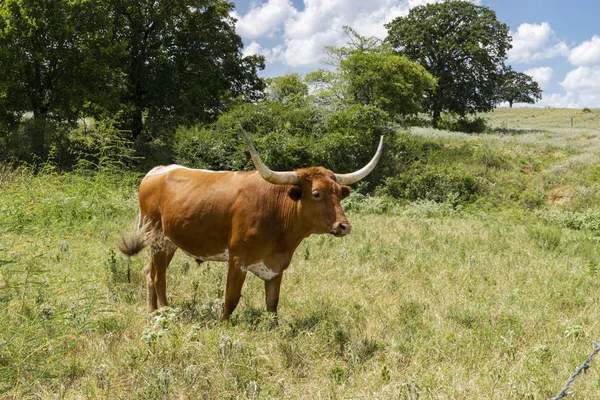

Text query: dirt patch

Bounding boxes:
[548,186,574,205]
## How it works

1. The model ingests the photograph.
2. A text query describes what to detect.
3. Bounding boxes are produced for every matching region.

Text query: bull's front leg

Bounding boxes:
[264,273,283,319]
[221,256,247,322]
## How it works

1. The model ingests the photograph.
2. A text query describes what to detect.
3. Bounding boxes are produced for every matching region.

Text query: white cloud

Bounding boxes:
[552,66,600,107]
[233,0,296,39]
[235,0,482,69]
[568,35,600,66]
[242,41,284,63]
[561,66,600,92]
[508,22,569,64]
[523,66,553,90]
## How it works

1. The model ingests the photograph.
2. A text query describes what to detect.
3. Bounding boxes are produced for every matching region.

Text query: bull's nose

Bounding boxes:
[339,222,352,234]
[332,221,352,236]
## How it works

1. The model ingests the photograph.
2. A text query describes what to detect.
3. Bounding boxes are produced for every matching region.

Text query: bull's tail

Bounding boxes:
[117,212,148,257]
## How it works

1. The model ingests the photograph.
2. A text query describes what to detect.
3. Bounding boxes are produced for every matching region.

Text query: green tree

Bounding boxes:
[385,1,512,127]
[306,27,435,118]
[340,50,436,117]
[0,0,112,157]
[107,0,265,139]
[265,73,308,105]
[499,69,542,107]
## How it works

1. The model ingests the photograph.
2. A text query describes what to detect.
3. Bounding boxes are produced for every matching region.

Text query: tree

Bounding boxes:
[0,0,112,157]
[265,73,308,105]
[306,27,435,118]
[498,69,542,107]
[106,0,265,138]
[340,50,436,117]
[385,1,512,127]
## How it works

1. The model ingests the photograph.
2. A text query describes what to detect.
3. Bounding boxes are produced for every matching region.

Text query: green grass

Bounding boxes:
[1,109,600,398]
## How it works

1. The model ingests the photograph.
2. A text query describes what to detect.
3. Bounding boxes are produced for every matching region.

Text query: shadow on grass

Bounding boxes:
[491,127,552,135]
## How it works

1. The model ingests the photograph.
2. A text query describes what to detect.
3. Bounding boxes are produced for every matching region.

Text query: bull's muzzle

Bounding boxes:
[331,221,352,237]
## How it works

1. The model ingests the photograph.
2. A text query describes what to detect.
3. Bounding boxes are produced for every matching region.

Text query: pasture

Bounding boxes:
[1,108,600,399]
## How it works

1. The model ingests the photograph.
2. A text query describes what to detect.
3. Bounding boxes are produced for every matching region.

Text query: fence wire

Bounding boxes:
[551,341,600,400]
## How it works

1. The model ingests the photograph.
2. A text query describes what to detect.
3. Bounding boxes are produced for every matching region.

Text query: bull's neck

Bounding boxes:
[277,186,312,251]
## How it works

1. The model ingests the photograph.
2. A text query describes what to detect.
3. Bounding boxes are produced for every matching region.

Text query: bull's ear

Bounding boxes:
[288,185,303,201]
[341,186,351,199]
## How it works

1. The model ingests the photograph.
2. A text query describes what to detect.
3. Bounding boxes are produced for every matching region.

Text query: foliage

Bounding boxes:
[0,0,114,158]
[499,69,543,107]
[340,51,436,117]
[383,163,480,205]
[0,0,265,160]
[265,73,309,105]
[306,26,436,119]
[436,114,489,133]
[385,1,512,127]
[104,0,265,138]
[173,101,396,192]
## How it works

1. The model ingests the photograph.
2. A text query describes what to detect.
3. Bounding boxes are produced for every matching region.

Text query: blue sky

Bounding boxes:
[231,0,600,108]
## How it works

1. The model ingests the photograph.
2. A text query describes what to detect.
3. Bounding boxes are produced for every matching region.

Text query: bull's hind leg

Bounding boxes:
[145,261,158,310]
[146,228,177,310]
[152,247,177,308]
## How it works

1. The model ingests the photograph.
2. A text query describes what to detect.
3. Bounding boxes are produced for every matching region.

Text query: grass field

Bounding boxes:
[1,108,600,399]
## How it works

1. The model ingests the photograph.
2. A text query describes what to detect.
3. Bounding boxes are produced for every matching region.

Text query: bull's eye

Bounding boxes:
[312,190,321,199]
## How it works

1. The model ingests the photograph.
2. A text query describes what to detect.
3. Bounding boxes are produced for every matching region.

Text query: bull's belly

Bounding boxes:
[177,246,278,281]
[192,250,229,262]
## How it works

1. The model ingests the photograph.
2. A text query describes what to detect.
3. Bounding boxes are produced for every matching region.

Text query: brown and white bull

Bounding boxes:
[119,127,383,321]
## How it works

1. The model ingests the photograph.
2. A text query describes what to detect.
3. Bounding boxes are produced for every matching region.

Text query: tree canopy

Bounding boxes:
[306,27,436,118]
[106,0,265,138]
[0,0,264,157]
[498,69,543,107]
[385,0,512,127]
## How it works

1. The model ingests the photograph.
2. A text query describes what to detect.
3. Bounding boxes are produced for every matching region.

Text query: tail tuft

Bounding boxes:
[117,231,147,257]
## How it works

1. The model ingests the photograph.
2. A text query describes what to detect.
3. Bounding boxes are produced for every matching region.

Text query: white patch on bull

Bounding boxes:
[241,262,278,281]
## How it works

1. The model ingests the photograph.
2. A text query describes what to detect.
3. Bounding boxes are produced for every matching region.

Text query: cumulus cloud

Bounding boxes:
[542,66,600,108]
[242,41,284,63]
[568,35,600,66]
[508,22,569,64]
[233,0,296,39]
[236,0,482,68]
[523,66,553,90]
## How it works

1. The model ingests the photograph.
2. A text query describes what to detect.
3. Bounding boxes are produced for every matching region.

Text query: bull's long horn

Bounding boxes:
[238,125,300,185]
[335,136,384,185]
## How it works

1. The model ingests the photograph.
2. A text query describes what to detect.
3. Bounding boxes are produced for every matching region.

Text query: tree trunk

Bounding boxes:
[31,109,47,159]
[432,108,441,129]
[131,107,143,139]
[30,63,47,158]
[509,100,513,108]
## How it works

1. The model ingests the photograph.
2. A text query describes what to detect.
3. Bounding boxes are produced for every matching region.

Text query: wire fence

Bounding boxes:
[551,341,600,400]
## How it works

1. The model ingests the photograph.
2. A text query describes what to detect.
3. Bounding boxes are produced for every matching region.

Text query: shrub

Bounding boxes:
[437,115,489,133]
[383,163,480,205]
[582,107,592,113]
[172,102,396,193]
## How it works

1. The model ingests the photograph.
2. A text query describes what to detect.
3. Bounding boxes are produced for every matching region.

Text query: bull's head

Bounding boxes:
[239,126,384,237]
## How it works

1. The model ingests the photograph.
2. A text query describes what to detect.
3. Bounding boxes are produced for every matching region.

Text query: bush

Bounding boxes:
[172,102,396,193]
[383,163,480,205]
[437,115,489,133]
